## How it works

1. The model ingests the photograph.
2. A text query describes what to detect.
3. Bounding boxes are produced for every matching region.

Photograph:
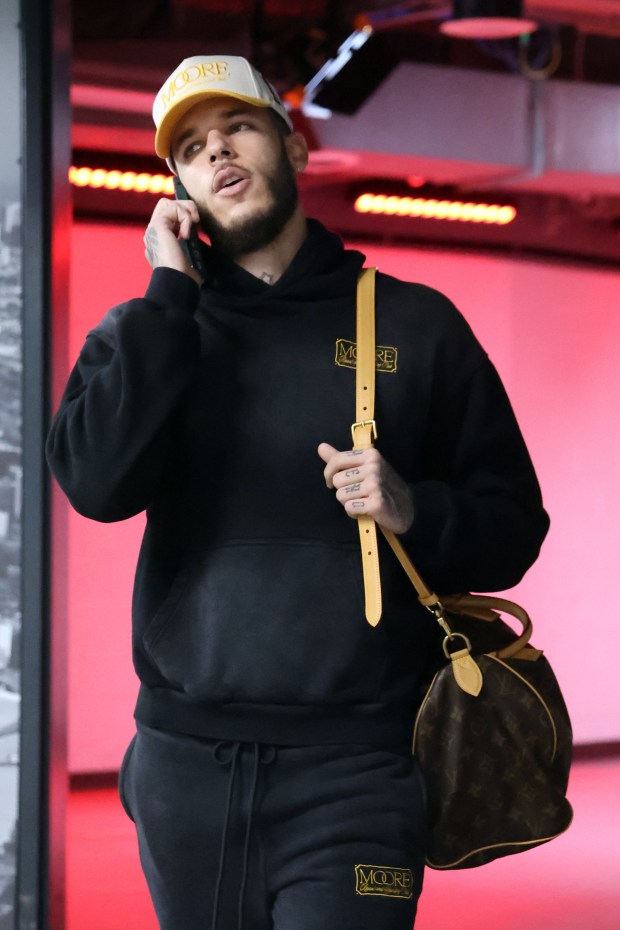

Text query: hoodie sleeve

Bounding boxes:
[405,361,549,594]
[398,295,549,594]
[46,268,202,522]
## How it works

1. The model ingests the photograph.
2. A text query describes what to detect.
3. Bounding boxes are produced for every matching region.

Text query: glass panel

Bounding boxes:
[0,0,22,925]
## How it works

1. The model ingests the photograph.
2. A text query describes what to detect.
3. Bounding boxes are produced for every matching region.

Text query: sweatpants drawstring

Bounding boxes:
[211,741,277,930]
[237,744,259,930]
[211,741,241,930]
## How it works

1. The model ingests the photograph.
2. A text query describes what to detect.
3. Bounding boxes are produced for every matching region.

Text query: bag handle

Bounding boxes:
[355,268,534,673]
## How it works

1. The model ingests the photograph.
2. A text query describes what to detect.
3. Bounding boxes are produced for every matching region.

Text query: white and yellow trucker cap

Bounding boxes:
[153,55,293,161]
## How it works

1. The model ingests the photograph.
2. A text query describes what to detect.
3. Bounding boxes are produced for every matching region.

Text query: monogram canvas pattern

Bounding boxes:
[414,639,573,870]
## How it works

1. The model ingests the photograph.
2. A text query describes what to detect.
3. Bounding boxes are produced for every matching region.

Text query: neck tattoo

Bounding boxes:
[260,272,275,285]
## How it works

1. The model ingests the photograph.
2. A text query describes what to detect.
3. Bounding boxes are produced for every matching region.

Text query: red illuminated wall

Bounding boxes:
[63,223,148,773]
[60,221,620,771]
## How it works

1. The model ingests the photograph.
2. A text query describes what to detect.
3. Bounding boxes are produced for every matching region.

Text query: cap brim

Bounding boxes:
[155,90,272,159]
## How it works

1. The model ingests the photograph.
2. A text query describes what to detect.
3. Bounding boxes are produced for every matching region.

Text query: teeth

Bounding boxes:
[223,177,241,188]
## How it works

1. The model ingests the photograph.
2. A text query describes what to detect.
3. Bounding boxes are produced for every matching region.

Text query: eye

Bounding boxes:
[230,121,253,133]
[182,140,203,160]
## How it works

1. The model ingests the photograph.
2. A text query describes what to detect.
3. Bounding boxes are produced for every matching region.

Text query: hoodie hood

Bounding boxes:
[198,219,366,307]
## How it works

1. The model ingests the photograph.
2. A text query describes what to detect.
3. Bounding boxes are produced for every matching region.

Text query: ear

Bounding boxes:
[285,131,309,175]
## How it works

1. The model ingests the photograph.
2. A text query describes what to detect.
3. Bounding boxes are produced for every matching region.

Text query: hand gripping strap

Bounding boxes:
[355,268,382,626]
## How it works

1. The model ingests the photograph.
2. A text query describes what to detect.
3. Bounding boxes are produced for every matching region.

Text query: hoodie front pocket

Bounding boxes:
[141,541,389,705]
[142,559,196,661]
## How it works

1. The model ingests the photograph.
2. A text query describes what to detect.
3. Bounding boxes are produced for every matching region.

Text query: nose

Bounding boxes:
[207,130,234,164]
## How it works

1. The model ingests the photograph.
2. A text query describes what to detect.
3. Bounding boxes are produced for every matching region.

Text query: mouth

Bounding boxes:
[213,166,251,195]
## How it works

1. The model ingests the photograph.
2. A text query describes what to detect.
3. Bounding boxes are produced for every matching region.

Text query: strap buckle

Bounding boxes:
[351,419,378,444]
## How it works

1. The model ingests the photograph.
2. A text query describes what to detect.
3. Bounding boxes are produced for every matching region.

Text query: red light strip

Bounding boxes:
[354,193,517,225]
[69,166,175,196]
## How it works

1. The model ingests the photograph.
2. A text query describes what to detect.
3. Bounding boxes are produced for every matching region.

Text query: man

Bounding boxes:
[47,55,549,929]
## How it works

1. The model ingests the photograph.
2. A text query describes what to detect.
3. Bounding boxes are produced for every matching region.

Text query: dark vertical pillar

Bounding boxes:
[18,0,71,927]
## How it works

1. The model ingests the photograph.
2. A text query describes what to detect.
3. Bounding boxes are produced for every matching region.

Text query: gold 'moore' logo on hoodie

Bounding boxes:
[335,339,398,373]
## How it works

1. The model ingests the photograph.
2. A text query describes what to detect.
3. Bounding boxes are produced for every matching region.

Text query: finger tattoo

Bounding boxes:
[345,468,360,477]
[345,483,361,494]
[352,500,365,509]
[346,450,364,457]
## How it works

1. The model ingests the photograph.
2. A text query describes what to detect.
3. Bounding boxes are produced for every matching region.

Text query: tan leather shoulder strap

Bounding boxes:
[354,268,377,437]
[354,268,382,625]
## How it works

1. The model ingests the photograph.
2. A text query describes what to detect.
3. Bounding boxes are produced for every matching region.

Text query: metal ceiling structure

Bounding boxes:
[71,1,620,262]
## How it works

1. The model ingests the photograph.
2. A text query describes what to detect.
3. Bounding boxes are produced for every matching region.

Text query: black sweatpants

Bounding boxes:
[119,723,428,930]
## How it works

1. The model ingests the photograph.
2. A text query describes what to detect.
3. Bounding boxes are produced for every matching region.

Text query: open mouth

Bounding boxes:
[214,168,250,194]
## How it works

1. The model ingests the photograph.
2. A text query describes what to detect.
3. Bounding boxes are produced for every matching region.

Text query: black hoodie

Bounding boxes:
[46,220,549,750]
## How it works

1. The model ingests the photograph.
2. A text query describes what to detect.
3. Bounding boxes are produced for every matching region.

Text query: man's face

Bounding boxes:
[170,98,305,256]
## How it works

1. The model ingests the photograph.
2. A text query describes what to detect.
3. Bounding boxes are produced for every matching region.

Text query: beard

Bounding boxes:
[196,140,299,257]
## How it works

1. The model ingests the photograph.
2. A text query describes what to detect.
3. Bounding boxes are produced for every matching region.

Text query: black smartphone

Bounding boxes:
[173,176,206,279]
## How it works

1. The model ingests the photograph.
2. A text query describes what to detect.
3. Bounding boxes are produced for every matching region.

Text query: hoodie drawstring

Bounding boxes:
[211,741,277,930]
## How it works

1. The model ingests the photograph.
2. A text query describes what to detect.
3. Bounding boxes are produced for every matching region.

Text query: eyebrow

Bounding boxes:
[172,108,255,154]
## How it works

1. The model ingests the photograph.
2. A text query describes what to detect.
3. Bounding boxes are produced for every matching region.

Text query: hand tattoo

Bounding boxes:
[352,501,365,509]
[345,468,360,477]
[145,228,159,267]
[345,483,361,494]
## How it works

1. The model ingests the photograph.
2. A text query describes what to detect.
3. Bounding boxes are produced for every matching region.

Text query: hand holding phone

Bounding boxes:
[173,177,206,280]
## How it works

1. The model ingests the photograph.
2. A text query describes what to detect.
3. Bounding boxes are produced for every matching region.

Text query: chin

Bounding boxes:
[200,171,298,257]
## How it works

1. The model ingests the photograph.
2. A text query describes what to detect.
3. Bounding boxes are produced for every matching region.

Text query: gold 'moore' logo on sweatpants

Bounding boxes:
[354,864,413,899]
[335,339,398,373]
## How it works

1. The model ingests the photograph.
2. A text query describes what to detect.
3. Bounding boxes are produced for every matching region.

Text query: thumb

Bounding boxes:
[317,442,338,464]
